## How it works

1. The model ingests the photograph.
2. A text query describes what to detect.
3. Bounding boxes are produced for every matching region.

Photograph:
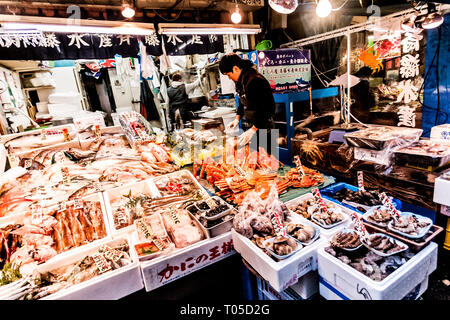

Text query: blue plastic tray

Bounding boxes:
[320,182,402,215]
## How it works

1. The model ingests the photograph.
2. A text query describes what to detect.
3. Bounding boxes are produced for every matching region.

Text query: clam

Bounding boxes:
[273,235,289,244]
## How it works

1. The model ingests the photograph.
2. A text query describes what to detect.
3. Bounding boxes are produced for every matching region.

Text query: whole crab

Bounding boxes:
[356,46,384,74]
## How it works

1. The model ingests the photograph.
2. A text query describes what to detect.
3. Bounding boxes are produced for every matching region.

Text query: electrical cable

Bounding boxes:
[332,0,351,11]
[151,0,186,22]
[434,26,441,125]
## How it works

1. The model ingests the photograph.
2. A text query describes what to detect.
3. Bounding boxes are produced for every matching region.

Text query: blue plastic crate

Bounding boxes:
[320,182,402,215]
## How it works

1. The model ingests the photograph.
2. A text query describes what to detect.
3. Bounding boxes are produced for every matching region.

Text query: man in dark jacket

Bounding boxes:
[167,73,200,127]
[219,54,276,149]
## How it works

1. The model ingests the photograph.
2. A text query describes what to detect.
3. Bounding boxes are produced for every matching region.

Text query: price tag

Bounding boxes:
[293,156,305,180]
[31,203,43,225]
[99,245,123,263]
[40,128,47,140]
[7,153,20,168]
[116,208,128,226]
[73,197,83,210]
[357,171,365,191]
[233,165,246,177]
[57,201,67,212]
[311,188,328,214]
[136,219,167,250]
[380,192,400,221]
[23,158,33,169]
[350,212,371,243]
[62,128,71,142]
[61,167,71,184]
[94,124,101,138]
[93,182,102,192]
[271,210,286,237]
[92,253,112,274]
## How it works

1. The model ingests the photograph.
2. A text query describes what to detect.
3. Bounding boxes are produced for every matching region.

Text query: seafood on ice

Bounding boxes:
[365,234,407,255]
[324,245,414,282]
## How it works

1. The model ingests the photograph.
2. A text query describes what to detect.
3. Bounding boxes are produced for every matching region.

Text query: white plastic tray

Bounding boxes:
[387,212,433,239]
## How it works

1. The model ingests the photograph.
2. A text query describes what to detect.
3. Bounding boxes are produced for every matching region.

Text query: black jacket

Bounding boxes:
[235,66,275,130]
[167,84,188,109]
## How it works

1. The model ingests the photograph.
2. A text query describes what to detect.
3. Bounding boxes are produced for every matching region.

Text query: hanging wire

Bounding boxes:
[151,0,186,22]
[332,0,351,11]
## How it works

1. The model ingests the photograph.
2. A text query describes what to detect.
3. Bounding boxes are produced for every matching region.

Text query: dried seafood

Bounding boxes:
[366,234,406,254]
[390,215,430,236]
[330,231,362,249]
[366,207,393,226]
[285,223,316,243]
[334,188,384,208]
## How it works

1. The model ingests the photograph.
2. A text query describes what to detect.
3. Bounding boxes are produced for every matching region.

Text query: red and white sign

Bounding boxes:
[357,171,365,191]
[380,192,400,221]
[311,188,328,214]
[140,232,235,292]
[350,212,370,243]
[294,156,305,179]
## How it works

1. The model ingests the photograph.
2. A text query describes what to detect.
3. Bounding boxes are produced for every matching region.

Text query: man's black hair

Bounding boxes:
[171,73,182,82]
[219,53,254,74]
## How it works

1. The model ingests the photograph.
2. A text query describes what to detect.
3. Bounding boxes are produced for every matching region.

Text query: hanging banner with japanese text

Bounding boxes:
[256,48,311,94]
[140,232,234,292]
[162,34,224,56]
[0,32,163,60]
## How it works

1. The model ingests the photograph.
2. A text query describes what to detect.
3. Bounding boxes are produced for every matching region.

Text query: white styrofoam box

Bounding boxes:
[317,241,438,300]
[102,179,161,237]
[73,112,106,131]
[232,225,324,292]
[47,103,82,116]
[284,193,354,239]
[433,176,450,207]
[39,235,143,300]
[354,147,391,166]
[257,271,318,300]
[431,124,450,141]
[153,170,211,201]
[440,205,450,217]
[48,92,81,105]
[36,102,49,113]
[78,126,124,150]
[139,231,234,292]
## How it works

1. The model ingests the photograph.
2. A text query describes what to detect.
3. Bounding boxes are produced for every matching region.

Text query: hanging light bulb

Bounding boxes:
[269,0,298,15]
[316,0,332,18]
[231,5,242,24]
[121,4,135,19]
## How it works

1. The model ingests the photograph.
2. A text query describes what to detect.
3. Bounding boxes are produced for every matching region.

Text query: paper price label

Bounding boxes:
[73,197,83,210]
[92,253,112,274]
[31,203,43,225]
[271,210,286,237]
[116,208,128,226]
[57,201,67,212]
[62,128,71,142]
[170,211,181,224]
[94,124,101,138]
[350,212,370,243]
[136,220,166,250]
[24,159,33,169]
[311,188,328,214]
[7,153,20,167]
[61,167,71,184]
[233,165,246,177]
[100,245,123,263]
[380,192,400,221]
[357,171,365,191]
[54,151,66,164]
[294,156,305,179]
[40,129,47,140]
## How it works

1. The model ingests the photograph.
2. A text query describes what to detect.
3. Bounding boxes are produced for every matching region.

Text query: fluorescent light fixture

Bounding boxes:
[159,24,261,35]
[1,22,154,35]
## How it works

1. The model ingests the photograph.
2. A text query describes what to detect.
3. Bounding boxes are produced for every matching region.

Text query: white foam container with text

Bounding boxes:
[232,209,326,293]
[102,179,161,238]
[39,235,144,300]
[284,193,354,239]
[317,241,438,300]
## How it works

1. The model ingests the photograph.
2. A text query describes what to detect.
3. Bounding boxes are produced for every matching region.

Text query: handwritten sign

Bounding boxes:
[61,167,70,184]
[7,153,20,167]
[311,188,328,214]
[73,197,83,210]
[294,156,305,180]
[94,124,101,138]
[31,203,43,225]
[57,201,67,212]
[99,245,123,263]
[40,128,47,140]
[271,210,286,237]
[380,192,400,221]
[92,253,112,274]
[350,212,371,243]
